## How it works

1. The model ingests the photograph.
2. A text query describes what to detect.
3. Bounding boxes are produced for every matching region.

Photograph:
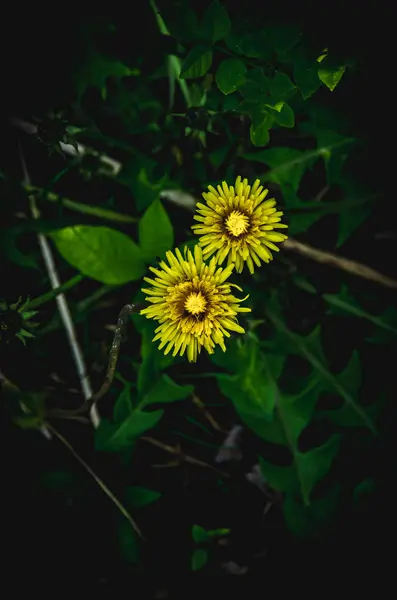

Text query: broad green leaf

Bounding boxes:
[226,30,272,60]
[239,68,269,101]
[318,64,346,91]
[51,225,145,284]
[161,5,200,42]
[200,1,231,42]
[125,486,162,509]
[95,410,163,453]
[268,25,301,56]
[283,485,340,538]
[140,374,194,408]
[192,524,209,543]
[215,59,247,94]
[139,199,174,262]
[118,520,139,563]
[180,45,213,79]
[250,109,273,147]
[269,72,296,99]
[266,309,377,434]
[191,549,208,571]
[293,57,321,99]
[323,287,397,335]
[274,103,295,128]
[114,387,134,424]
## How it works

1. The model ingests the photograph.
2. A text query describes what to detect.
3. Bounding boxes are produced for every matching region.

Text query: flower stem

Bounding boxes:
[28,274,84,309]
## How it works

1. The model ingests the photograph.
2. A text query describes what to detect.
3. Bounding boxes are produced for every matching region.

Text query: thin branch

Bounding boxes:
[12,117,396,289]
[47,304,138,419]
[141,436,229,477]
[47,423,143,539]
[18,144,100,428]
[191,394,227,434]
[283,238,397,289]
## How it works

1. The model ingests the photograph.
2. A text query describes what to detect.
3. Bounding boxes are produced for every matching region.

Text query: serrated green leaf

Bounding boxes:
[180,45,213,79]
[266,308,377,434]
[191,548,208,571]
[243,147,316,193]
[318,64,346,91]
[296,434,341,504]
[200,1,231,42]
[258,456,296,492]
[51,225,145,285]
[139,199,174,262]
[95,410,163,453]
[125,486,162,509]
[114,387,133,424]
[140,374,193,408]
[283,485,340,538]
[323,287,397,335]
[215,59,247,94]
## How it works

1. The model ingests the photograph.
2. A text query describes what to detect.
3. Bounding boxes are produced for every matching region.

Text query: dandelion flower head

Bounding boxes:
[192,176,288,274]
[140,245,251,362]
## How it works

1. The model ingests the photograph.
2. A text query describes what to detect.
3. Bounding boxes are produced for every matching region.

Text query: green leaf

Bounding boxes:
[191,549,208,571]
[114,387,133,424]
[318,64,346,91]
[200,1,231,42]
[140,374,193,408]
[258,456,296,492]
[337,203,372,246]
[323,287,397,335]
[118,520,140,563]
[180,44,213,79]
[75,47,133,100]
[283,485,340,538]
[95,410,163,453]
[215,59,247,94]
[215,337,286,442]
[266,309,378,434]
[137,328,175,397]
[268,25,301,56]
[51,225,145,285]
[250,109,273,147]
[125,486,162,509]
[269,72,296,100]
[192,524,209,543]
[243,147,317,193]
[238,67,269,101]
[293,57,321,99]
[139,199,174,262]
[296,435,341,504]
[274,103,295,128]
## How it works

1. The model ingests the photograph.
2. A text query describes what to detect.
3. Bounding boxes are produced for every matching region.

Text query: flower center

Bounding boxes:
[225,210,249,236]
[184,291,207,315]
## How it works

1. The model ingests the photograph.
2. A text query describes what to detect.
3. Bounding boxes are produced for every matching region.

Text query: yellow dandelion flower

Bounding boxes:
[192,175,288,274]
[140,245,251,362]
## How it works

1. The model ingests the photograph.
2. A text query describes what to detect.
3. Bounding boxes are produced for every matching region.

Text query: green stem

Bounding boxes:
[28,274,84,309]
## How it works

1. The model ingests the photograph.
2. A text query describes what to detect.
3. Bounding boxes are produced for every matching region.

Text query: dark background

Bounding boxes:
[1,3,395,589]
